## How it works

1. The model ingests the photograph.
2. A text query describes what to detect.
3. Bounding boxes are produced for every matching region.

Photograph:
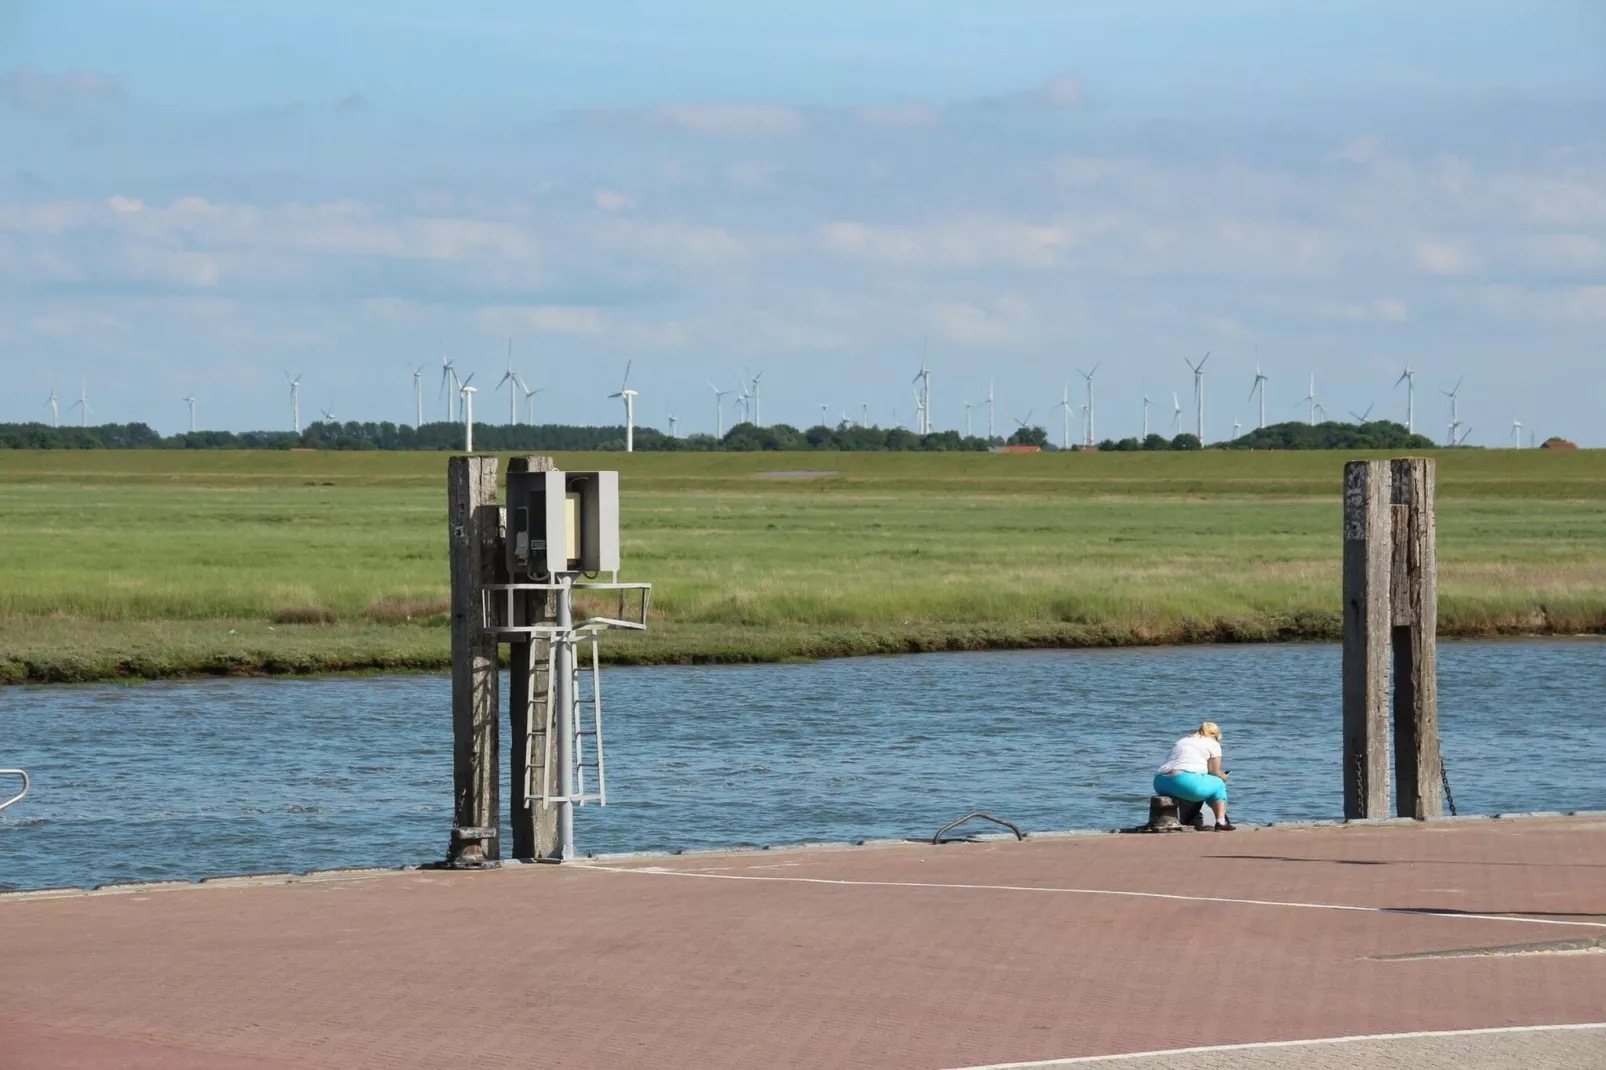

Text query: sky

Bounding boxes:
[1,1,1603,444]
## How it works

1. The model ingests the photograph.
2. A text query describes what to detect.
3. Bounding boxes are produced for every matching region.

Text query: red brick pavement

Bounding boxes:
[2,816,1603,1069]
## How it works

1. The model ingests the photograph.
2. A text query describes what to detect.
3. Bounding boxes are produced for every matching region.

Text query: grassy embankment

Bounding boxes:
[1,448,1603,683]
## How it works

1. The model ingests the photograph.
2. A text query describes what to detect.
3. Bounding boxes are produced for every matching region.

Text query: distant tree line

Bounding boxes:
[0,417,1457,452]
[1217,420,1443,451]
[0,420,1048,452]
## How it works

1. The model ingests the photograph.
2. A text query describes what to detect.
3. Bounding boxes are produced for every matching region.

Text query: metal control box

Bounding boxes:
[507,469,619,578]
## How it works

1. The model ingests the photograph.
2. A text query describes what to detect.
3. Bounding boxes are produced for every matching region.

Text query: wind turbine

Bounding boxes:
[285,372,302,433]
[608,362,638,452]
[1511,416,1522,447]
[410,363,425,427]
[818,403,829,427]
[320,407,337,423]
[1249,365,1269,429]
[1141,381,1151,438]
[963,401,975,437]
[45,385,59,428]
[496,339,520,425]
[986,379,996,438]
[911,359,932,434]
[520,378,542,425]
[708,382,731,437]
[1184,352,1210,441]
[460,380,477,452]
[69,379,91,428]
[1396,365,1416,434]
[1443,377,1464,446]
[438,354,460,423]
[1053,384,1072,449]
[1232,417,1243,438]
[668,413,679,437]
[1349,404,1374,424]
[1170,392,1183,434]
[1077,363,1099,446]
[749,371,764,428]
[182,392,197,433]
[1012,410,1034,436]
[861,402,869,429]
[1296,374,1318,426]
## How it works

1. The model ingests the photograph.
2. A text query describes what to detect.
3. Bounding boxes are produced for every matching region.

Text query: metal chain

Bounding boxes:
[1440,752,1458,817]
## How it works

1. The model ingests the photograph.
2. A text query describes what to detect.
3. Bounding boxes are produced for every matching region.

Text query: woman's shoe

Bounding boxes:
[1214,820,1236,831]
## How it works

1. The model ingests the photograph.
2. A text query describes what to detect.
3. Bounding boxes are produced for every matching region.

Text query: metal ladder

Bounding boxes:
[572,633,607,807]
[524,633,607,808]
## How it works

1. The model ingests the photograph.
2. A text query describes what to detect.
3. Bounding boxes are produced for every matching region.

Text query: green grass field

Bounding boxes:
[1,448,1603,682]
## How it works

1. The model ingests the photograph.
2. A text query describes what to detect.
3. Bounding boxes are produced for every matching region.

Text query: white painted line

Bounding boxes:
[587,866,1606,931]
[935,1021,1606,1069]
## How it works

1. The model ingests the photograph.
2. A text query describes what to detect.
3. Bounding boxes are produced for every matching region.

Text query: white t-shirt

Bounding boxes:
[1158,734,1221,775]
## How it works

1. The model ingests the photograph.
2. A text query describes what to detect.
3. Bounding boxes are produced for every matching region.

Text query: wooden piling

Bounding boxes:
[507,455,559,860]
[1341,460,1392,819]
[1391,457,1441,819]
[446,455,501,866]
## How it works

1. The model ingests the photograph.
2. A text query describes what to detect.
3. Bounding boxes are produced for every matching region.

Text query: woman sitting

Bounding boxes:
[1154,721,1235,831]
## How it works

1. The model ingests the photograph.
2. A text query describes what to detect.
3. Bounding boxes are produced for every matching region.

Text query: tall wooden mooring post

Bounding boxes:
[445,453,649,867]
[1342,457,1440,820]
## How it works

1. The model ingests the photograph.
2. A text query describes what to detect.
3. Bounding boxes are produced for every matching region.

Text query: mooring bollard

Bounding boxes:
[1341,457,1441,820]
[1145,795,1185,832]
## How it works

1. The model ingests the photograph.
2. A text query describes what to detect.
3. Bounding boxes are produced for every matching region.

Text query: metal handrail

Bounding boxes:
[0,770,28,814]
[480,581,652,636]
[932,811,1024,844]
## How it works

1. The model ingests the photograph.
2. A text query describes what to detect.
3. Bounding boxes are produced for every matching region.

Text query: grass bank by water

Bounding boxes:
[1,448,1602,683]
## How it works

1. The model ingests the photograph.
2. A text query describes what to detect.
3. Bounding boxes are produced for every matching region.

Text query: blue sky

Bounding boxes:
[2,1,1603,443]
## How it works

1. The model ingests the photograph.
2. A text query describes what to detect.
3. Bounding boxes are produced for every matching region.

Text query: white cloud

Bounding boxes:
[592,189,636,212]
[854,104,939,129]
[0,67,124,115]
[659,104,804,137]
[474,305,604,334]
[1413,237,1479,276]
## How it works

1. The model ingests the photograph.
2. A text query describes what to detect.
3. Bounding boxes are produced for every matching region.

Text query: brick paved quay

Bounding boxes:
[3,815,1604,1069]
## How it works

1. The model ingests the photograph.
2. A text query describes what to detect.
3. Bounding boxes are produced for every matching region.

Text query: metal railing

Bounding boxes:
[480,580,652,637]
[0,770,28,814]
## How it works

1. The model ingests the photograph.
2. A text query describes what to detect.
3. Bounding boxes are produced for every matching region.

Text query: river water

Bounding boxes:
[1,640,1602,892]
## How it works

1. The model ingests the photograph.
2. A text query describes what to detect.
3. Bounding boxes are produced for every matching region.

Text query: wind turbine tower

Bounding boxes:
[496,340,521,425]
[438,355,460,423]
[1141,381,1151,438]
[609,362,638,452]
[669,413,679,437]
[1077,363,1099,446]
[1249,365,1269,429]
[460,383,477,452]
[182,393,197,433]
[708,382,731,437]
[911,361,932,434]
[285,372,302,433]
[1443,377,1464,446]
[45,385,59,428]
[69,379,91,428]
[411,364,425,428]
[1171,392,1182,434]
[1511,415,1522,447]
[1299,374,1318,426]
[1054,384,1072,449]
[1396,365,1416,434]
[520,378,541,425]
[750,371,764,428]
[1184,352,1210,441]
[986,380,996,438]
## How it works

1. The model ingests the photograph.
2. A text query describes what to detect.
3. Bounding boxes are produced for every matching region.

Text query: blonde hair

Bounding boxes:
[1197,721,1222,740]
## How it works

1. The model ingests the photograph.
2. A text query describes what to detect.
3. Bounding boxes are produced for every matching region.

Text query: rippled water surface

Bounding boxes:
[2,640,1602,891]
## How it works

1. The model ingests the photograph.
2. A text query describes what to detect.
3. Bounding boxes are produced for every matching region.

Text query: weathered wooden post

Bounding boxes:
[446,454,501,866]
[1391,458,1441,819]
[1342,457,1440,820]
[1342,460,1392,818]
[506,455,559,860]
